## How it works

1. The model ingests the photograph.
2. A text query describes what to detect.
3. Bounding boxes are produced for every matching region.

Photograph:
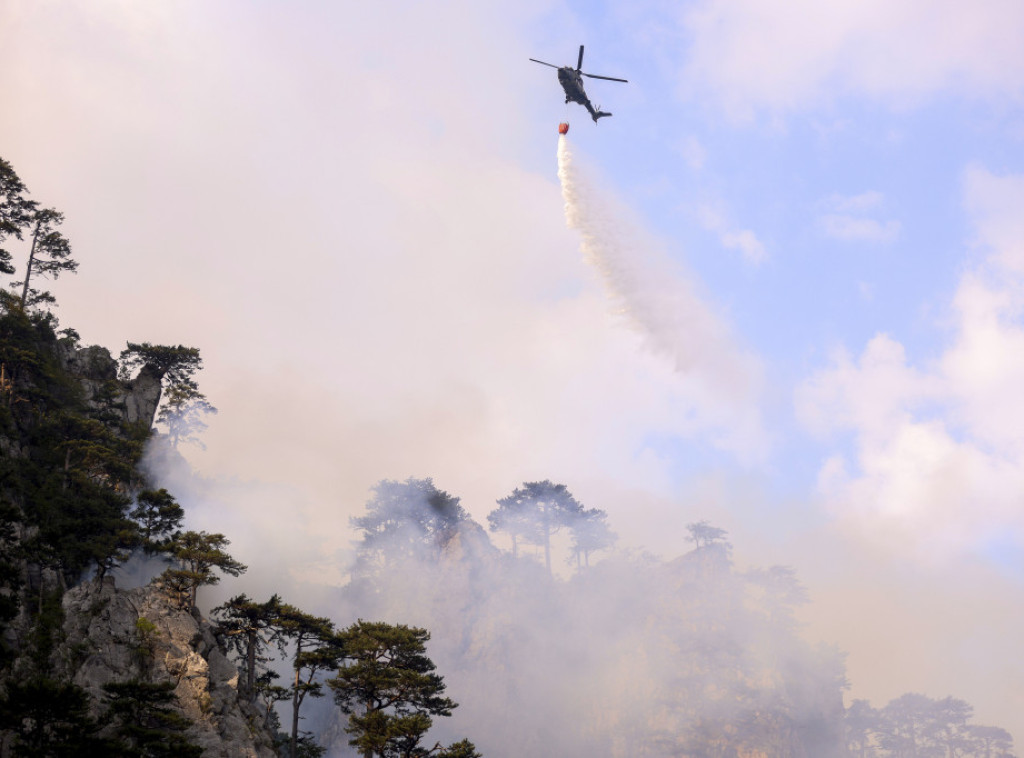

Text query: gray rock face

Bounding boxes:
[123,363,163,427]
[61,344,118,382]
[61,580,277,758]
[57,344,163,428]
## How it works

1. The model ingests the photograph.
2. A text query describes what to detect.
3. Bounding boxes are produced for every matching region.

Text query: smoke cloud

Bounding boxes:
[300,480,848,758]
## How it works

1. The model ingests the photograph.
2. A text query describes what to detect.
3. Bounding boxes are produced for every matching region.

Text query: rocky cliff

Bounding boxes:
[57,342,163,428]
[58,579,277,757]
[0,322,277,755]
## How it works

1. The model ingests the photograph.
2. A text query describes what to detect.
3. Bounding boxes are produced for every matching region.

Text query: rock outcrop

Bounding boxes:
[57,343,163,427]
[0,313,267,755]
[59,579,277,757]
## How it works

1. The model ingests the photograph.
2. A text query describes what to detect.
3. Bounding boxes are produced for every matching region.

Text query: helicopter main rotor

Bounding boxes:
[529,45,628,83]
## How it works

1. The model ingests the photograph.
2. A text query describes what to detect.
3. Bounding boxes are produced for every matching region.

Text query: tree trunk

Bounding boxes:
[543,518,551,574]
[291,636,304,758]
[291,666,300,758]
[19,220,39,307]
[246,630,256,698]
[363,701,374,758]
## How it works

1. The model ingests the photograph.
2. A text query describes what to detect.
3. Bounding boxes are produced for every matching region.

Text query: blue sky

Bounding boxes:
[2,0,1023,742]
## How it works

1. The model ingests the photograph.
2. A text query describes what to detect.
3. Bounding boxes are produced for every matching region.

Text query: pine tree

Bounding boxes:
[352,478,468,571]
[19,207,75,308]
[129,489,185,555]
[156,378,217,449]
[160,530,246,609]
[102,680,203,758]
[213,593,285,699]
[118,343,203,390]
[330,620,479,758]
[0,156,32,276]
[274,604,339,758]
[0,678,112,757]
[488,480,583,573]
[568,507,616,569]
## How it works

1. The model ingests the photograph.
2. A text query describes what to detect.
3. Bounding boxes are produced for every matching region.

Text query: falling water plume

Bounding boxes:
[556,135,763,424]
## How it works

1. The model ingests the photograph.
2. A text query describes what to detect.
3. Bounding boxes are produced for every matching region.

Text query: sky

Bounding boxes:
[2,0,1024,742]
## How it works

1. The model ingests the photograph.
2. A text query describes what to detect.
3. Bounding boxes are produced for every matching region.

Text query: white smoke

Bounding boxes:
[556,136,767,459]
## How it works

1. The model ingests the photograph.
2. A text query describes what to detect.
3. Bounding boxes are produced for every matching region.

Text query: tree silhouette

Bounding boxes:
[0,678,110,756]
[568,507,616,569]
[352,478,468,571]
[967,725,1015,758]
[19,207,75,308]
[119,343,203,389]
[745,565,809,626]
[685,520,729,549]
[129,488,185,555]
[274,604,338,758]
[0,156,33,276]
[160,530,246,609]
[213,593,286,699]
[329,620,477,758]
[156,378,217,449]
[489,480,583,573]
[102,680,202,757]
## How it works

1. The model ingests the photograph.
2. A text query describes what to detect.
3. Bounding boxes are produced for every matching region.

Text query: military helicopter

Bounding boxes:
[530,45,628,122]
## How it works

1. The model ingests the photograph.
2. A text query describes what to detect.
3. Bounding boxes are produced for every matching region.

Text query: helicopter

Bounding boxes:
[529,45,628,122]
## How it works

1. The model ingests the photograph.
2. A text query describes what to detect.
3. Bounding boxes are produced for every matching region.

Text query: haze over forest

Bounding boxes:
[2,0,1023,753]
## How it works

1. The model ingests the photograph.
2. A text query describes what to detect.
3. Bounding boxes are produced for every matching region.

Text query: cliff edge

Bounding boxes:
[60,579,277,757]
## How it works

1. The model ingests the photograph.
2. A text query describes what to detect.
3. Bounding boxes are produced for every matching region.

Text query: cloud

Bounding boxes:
[674,135,707,170]
[697,203,768,264]
[821,215,901,243]
[676,0,1024,114]
[797,166,1024,562]
[720,229,767,263]
[818,191,900,243]
[826,191,884,213]
[965,165,1024,273]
